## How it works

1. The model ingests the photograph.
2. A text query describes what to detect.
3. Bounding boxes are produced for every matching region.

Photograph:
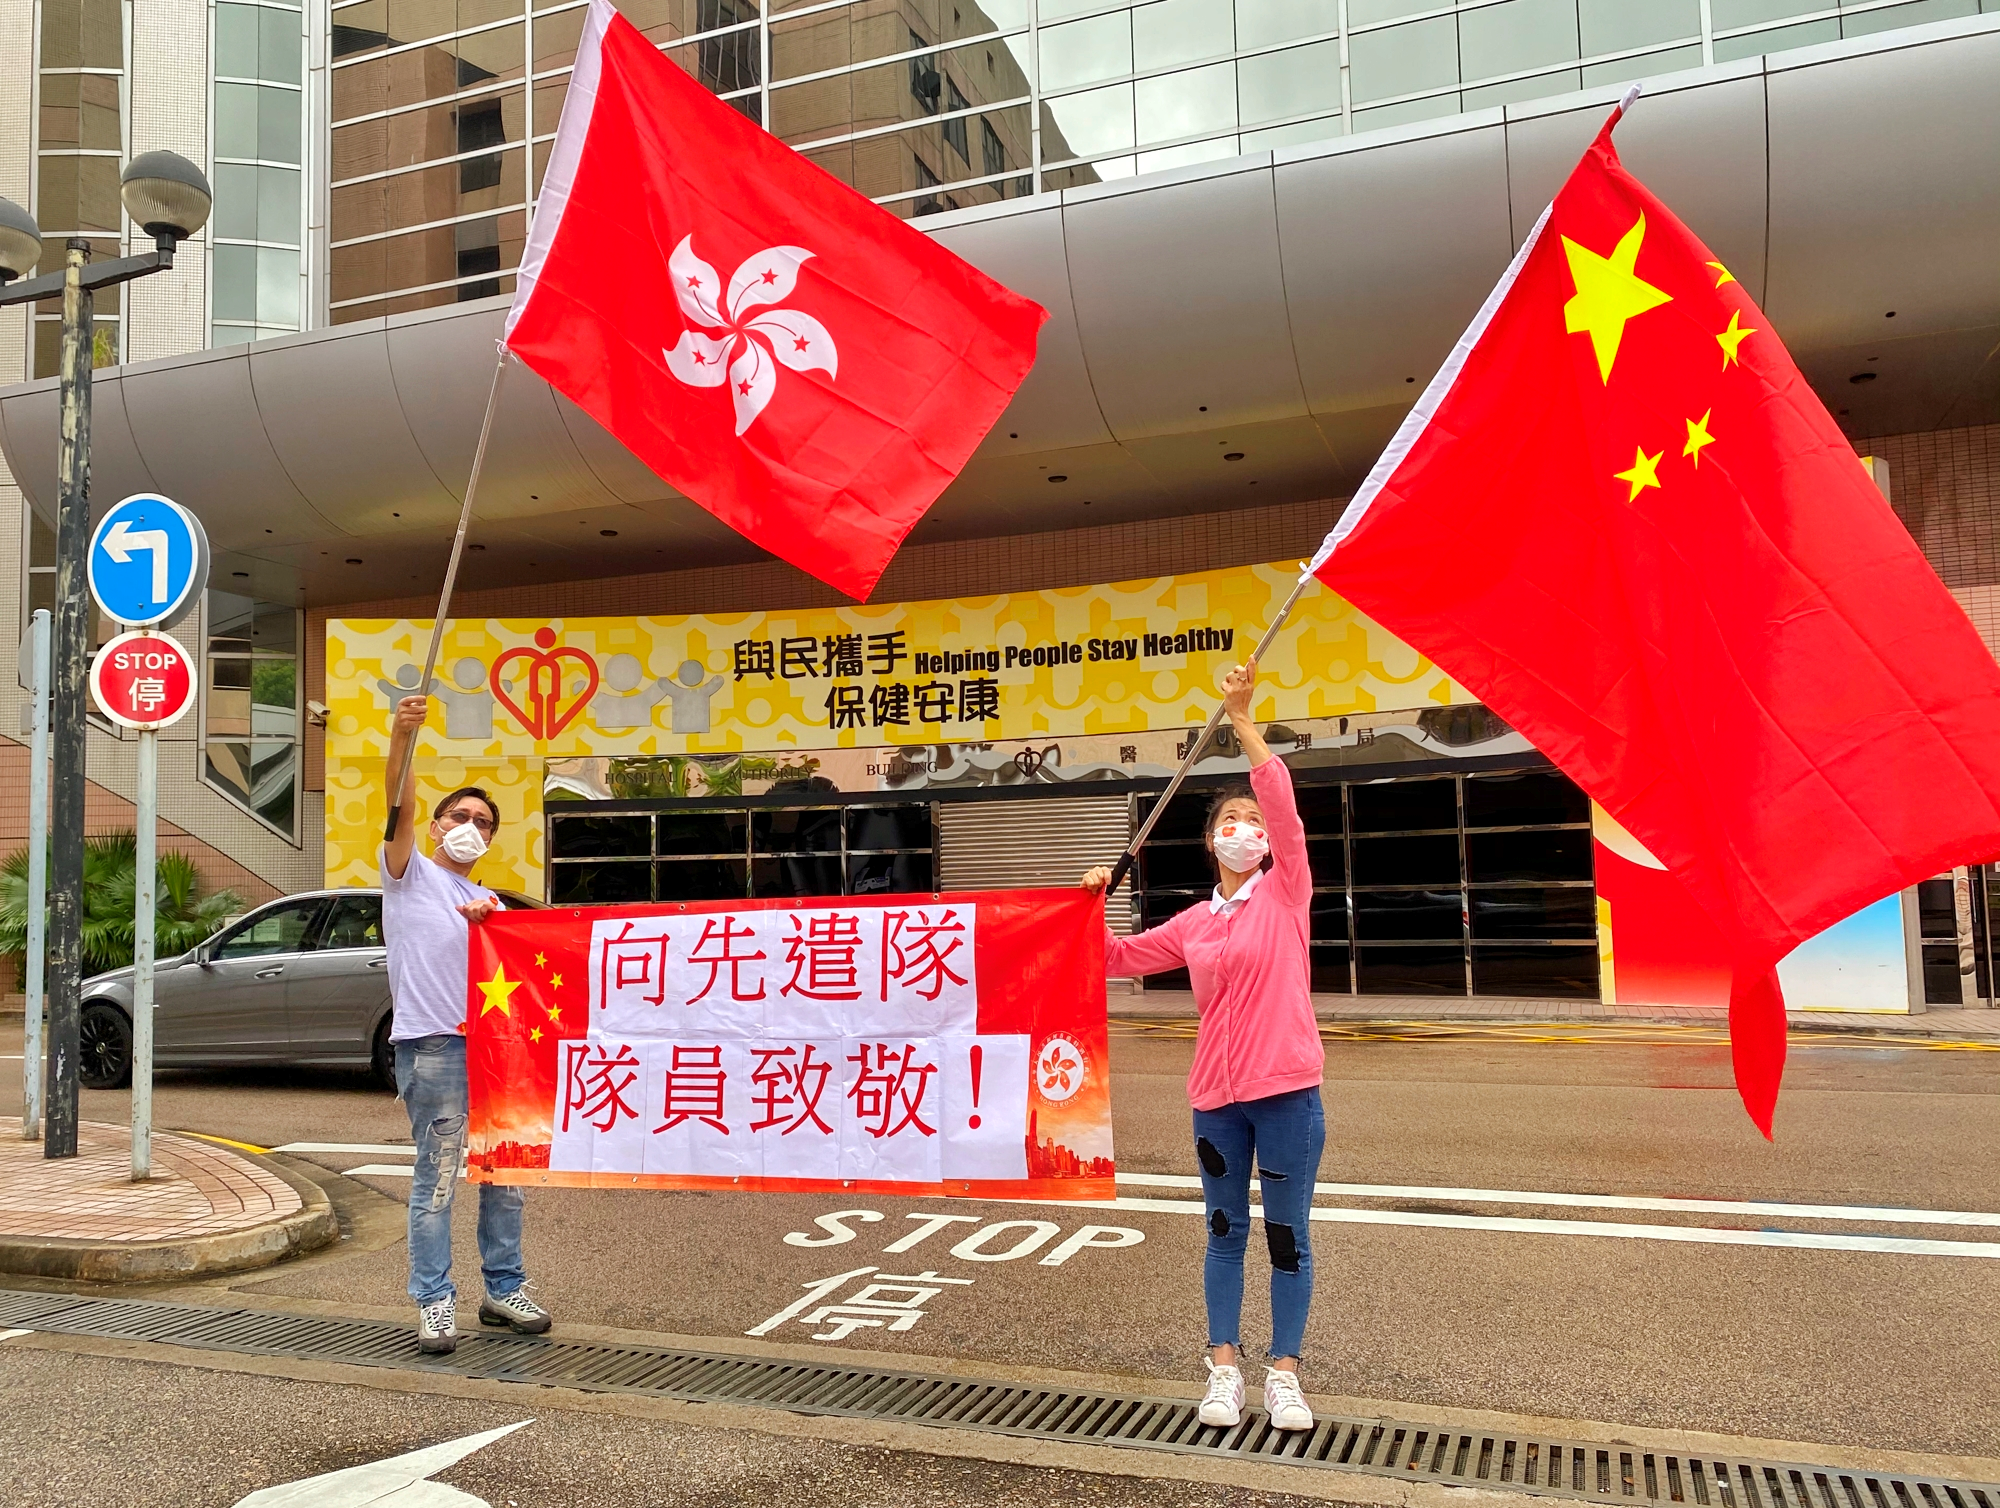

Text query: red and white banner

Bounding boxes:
[465,890,1113,1199]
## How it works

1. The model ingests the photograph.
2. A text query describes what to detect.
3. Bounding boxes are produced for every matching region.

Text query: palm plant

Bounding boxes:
[0,832,243,978]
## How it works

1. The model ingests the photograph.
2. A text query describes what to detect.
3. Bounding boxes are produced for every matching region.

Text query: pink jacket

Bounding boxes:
[1106,756,1325,1111]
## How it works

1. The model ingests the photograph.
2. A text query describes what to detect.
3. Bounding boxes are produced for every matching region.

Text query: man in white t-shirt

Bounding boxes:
[382,693,552,1354]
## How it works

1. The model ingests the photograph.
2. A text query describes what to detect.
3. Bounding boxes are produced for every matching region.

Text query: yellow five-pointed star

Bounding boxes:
[1562,214,1674,383]
[1717,310,1757,368]
[1706,261,1735,288]
[533,951,547,969]
[545,1003,562,1024]
[477,964,521,1017]
[529,1026,543,1044]
[548,972,564,990]
[1614,446,1664,502]
[1683,409,1716,468]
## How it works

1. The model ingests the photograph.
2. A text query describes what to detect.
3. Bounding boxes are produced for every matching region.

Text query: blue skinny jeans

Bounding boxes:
[1192,1087,1326,1362]
[395,1032,526,1306]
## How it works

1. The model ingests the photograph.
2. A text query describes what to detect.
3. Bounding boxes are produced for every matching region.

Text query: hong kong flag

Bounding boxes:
[1312,96,2000,1134]
[503,0,1047,601]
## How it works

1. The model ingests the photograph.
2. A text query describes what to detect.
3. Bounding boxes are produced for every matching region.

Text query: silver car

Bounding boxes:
[77,885,546,1091]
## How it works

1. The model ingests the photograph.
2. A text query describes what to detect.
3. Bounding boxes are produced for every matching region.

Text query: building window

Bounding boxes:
[211,0,306,349]
[546,801,935,906]
[942,78,970,161]
[909,30,940,112]
[32,0,125,377]
[981,117,1006,179]
[202,589,302,840]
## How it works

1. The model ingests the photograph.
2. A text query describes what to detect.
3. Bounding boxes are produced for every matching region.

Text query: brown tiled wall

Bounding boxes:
[0,731,283,920]
[1856,424,2000,653]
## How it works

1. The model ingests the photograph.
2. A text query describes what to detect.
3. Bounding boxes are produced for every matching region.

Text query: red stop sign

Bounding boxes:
[91,629,196,729]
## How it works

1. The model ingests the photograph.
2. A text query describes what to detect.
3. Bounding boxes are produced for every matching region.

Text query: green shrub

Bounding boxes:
[0,832,243,978]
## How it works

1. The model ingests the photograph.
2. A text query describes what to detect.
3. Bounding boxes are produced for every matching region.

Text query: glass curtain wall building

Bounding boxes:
[325,0,2000,319]
[212,0,310,344]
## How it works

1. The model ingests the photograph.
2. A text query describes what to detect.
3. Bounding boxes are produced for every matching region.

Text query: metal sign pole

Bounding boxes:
[19,609,50,1140]
[131,714,156,1180]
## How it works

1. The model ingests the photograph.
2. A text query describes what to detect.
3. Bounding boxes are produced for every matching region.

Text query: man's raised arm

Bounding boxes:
[383,694,428,880]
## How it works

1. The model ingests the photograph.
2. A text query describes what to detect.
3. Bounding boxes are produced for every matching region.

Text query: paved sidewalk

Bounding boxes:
[0,1118,336,1281]
[1111,989,2000,1035]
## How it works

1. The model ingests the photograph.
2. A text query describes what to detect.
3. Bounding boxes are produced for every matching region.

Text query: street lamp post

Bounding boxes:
[0,151,212,1159]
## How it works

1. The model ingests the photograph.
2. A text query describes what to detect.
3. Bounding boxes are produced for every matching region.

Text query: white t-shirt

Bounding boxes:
[380,846,499,1042]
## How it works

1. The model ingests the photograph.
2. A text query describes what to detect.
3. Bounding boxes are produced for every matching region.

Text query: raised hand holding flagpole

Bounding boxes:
[1099,567,1319,899]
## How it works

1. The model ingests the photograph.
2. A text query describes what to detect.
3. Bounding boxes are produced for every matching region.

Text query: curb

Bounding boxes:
[0,1148,339,1283]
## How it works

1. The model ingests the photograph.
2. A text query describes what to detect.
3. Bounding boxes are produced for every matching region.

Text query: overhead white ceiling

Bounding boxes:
[3,16,1994,608]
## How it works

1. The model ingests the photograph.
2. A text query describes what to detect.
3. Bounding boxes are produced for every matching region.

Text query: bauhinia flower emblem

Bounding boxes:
[662,234,838,435]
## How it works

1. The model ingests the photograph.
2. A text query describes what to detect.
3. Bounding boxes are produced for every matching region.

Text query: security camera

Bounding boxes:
[305,700,330,725]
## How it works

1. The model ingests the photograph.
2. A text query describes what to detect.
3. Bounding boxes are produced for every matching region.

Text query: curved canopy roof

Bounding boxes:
[3,19,1995,607]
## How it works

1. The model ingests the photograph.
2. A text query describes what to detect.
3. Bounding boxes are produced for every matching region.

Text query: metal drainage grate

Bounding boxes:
[5,1288,1995,1505]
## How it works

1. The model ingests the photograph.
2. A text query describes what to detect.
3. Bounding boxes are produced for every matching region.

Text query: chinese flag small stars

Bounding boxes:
[1614,445,1664,501]
[545,1003,563,1024]
[1717,310,1757,368]
[534,952,547,969]
[478,964,522,1017]
[1706,260,1735,288]
[549,972,564,991]
[529,1026,543,1044]
[1683,409,1717,468]
[1561,214,1673,382]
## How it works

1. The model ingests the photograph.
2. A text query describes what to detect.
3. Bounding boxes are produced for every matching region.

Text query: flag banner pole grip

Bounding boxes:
[1102,570,1319,899]
[385,349,510,845]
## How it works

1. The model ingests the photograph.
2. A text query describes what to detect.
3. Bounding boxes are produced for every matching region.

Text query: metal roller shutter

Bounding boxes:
[936,794,1137,935]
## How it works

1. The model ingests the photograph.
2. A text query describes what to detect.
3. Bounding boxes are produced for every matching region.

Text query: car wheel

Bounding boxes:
[80,1002,133,1090]
[372,1017,397,1093]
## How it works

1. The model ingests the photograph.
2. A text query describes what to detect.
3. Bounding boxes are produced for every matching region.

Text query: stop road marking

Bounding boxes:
[783,1207,1145,1267]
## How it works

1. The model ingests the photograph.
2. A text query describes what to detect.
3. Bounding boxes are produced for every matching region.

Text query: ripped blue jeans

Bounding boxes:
[395,1033,526,1306]
[1193,1087,1326,1361]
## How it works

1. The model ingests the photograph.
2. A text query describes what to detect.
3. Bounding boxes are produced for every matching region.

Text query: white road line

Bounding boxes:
[989,1193,2000,1260]
[1115,1173,2000,1228]
[0,1329,32,1342]
[273,1142,417,1156]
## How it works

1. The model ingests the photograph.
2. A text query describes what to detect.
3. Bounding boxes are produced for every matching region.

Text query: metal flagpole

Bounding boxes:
[1102,567,1321,898]
[131,710,156,1180]
[383,348,511,844]
[20,608,49,1140]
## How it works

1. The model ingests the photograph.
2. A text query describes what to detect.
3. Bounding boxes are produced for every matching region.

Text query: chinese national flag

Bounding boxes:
[503,0,1047,601]
[1312,102,2000,1134]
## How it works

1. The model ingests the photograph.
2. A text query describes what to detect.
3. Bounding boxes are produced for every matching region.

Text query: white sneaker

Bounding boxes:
[1264,1366,1314,1432]
[416,1293,457,1354]
[479,1283,553,1335]
[1198,1358,1245,1427]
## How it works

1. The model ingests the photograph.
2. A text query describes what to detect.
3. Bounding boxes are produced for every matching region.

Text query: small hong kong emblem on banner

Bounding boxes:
[464,889,1114,1199]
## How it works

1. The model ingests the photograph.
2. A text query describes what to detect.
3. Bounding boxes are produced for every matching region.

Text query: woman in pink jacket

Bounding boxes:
[1083,657,1326,1433]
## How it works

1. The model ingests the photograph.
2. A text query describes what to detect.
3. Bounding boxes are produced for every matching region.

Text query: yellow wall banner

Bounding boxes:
[324,559,1465,892]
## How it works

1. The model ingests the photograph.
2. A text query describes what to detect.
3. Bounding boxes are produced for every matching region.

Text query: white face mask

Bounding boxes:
[1211,820,1269,874]
[437,818,489,864]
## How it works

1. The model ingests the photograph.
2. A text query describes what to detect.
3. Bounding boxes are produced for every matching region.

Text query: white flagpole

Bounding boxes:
[383,348,510,844]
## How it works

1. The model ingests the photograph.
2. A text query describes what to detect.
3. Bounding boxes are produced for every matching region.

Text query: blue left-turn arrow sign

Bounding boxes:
[87,493,209,627]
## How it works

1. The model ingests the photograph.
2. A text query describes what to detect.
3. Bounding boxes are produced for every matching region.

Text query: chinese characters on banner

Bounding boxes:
[464,889,1115,1199]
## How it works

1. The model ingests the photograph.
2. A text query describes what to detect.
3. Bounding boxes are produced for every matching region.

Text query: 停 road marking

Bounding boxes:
[1114,1173,2000,1228]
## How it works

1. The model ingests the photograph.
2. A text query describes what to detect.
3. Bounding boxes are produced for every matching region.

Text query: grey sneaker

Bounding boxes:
[479,1283,552,1335]
[416,1293,457,1354]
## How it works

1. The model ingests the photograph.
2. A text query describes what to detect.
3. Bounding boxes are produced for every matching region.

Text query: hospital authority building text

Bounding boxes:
[0,1,1997,1012]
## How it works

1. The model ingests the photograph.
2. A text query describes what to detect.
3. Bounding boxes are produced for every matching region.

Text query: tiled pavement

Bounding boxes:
[1111,989,2000,1035]
[0,1118,301,1243]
